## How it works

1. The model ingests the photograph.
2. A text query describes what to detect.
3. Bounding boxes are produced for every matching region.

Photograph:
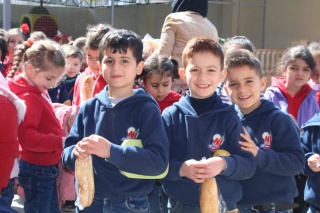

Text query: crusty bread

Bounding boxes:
[80,75,94,104]
[200,177,219,213]
[63,100,71,106]
[75,154,94,210]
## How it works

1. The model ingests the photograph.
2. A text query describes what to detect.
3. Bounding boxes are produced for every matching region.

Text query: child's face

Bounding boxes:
[65,56,81,78]
[225,65,266,115]
[144,73,172,101]
[8,34,24,56]
[25,63,65,92]
[179,51,225,99]
[101,48,144,98]
[87,48,100,76]
[310,55,320,84]
[284,58,311,89]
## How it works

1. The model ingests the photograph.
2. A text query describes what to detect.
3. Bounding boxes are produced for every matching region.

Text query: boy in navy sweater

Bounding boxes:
[224,49,305,212]
[301,113,320,213]
[161,37,256,212]
[62,29,169,213]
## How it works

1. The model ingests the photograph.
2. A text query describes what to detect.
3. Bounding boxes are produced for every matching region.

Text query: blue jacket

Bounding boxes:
[301,113,320,210]
[62,87,169,199]
[65,73,80,103]
[48,81,70,104]
[161,92,256,210]
[236,100,305,207]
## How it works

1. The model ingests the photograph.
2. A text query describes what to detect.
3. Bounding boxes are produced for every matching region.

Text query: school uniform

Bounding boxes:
[161,91,256,211]
[62,87,169,212]
[236,100,305,210]
[301,113,320,212]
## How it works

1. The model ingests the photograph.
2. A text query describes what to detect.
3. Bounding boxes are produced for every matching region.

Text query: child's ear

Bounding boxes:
[179,68,187,82]
[136,61,144,75]
[260,76,267,91]
[281,65,286,74]
[219,69,227,83]
[25,63,36,78]
[97,61,101,74]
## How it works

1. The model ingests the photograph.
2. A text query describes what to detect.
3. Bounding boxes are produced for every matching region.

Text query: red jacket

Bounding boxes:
[72,67,107,106]
[8,76,64,165]
[0,96,19,190]
[157,91,181,113]
[2,56,13,78]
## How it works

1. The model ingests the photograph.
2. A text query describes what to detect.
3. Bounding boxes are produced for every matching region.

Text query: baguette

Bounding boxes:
[75,154,94,210]
[200,177,219,213]
[80,75,94,104]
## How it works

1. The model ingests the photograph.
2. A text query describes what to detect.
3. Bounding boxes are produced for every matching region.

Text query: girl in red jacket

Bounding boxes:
[139,54,181,113]
[7,39,65,213]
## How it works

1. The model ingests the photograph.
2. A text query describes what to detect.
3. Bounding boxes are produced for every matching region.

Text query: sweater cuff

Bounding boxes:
[108,143,124,168]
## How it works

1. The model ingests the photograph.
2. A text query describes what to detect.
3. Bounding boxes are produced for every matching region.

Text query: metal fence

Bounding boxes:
[9,0,171,7]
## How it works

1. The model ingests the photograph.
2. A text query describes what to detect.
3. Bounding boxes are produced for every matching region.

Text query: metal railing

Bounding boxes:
[255,49,284,75]
[10,0,171,7]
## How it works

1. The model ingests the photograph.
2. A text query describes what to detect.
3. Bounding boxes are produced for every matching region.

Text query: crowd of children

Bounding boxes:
[0,3,320,213]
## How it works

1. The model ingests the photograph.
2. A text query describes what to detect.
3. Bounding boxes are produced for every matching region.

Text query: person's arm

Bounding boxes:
[254,114,305,175]
[157,15,176,57]
[0,99,19,190]
[62,106,85,171]
[18,95,63,153]
[301,125,320,175]
[218,116,256,180]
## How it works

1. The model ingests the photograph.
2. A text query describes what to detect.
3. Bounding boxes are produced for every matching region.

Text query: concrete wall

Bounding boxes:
[1,1,320,49]
[264,0,320,49]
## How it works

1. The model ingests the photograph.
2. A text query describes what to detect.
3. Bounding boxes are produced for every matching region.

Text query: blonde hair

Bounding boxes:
[6,39,65,79]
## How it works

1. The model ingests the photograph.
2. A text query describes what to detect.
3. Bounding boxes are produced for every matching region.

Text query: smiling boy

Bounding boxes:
[62,29,169,213]
[224,49,305,212]
[161,37,256,212]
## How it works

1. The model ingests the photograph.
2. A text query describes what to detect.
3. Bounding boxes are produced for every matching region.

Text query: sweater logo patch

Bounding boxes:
[262,132,272,149]
[209,134,224,151]
[127,127,139,139]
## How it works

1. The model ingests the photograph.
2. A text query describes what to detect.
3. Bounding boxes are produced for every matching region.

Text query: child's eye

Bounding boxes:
[151,84,159,88]
[246,80,253,84]
[303,68,311,72]
[229,83,237,87]
[289,66,297,71]
[190,68,198,72]
[121,60,129,64]
[105,59,113,64]
[163,83,170,87]
[208,69,216,72]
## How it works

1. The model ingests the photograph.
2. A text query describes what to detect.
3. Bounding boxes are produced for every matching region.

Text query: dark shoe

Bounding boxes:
[62,200,76,212]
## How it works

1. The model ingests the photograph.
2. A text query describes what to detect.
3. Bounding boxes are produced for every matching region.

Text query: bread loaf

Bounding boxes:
[75,154,94,210]
[80,75,94,104]
[200,177,219,213]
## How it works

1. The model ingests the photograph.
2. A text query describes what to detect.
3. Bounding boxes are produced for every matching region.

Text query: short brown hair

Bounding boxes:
[225,49,263,78]
[182,37,224,69]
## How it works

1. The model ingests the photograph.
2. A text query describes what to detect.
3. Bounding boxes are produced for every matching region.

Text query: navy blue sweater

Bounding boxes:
[237,100,305,207]
[301,113,320,210]
[161,92,256,210]
[62,87,169,199]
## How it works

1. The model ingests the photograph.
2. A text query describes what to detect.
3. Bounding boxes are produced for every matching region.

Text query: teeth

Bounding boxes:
[239,95,250,99]
[197,84,209,88]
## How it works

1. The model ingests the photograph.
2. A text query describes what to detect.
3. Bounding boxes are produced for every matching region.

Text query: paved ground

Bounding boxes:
[12,194,24,213]
[11,194,75,213]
